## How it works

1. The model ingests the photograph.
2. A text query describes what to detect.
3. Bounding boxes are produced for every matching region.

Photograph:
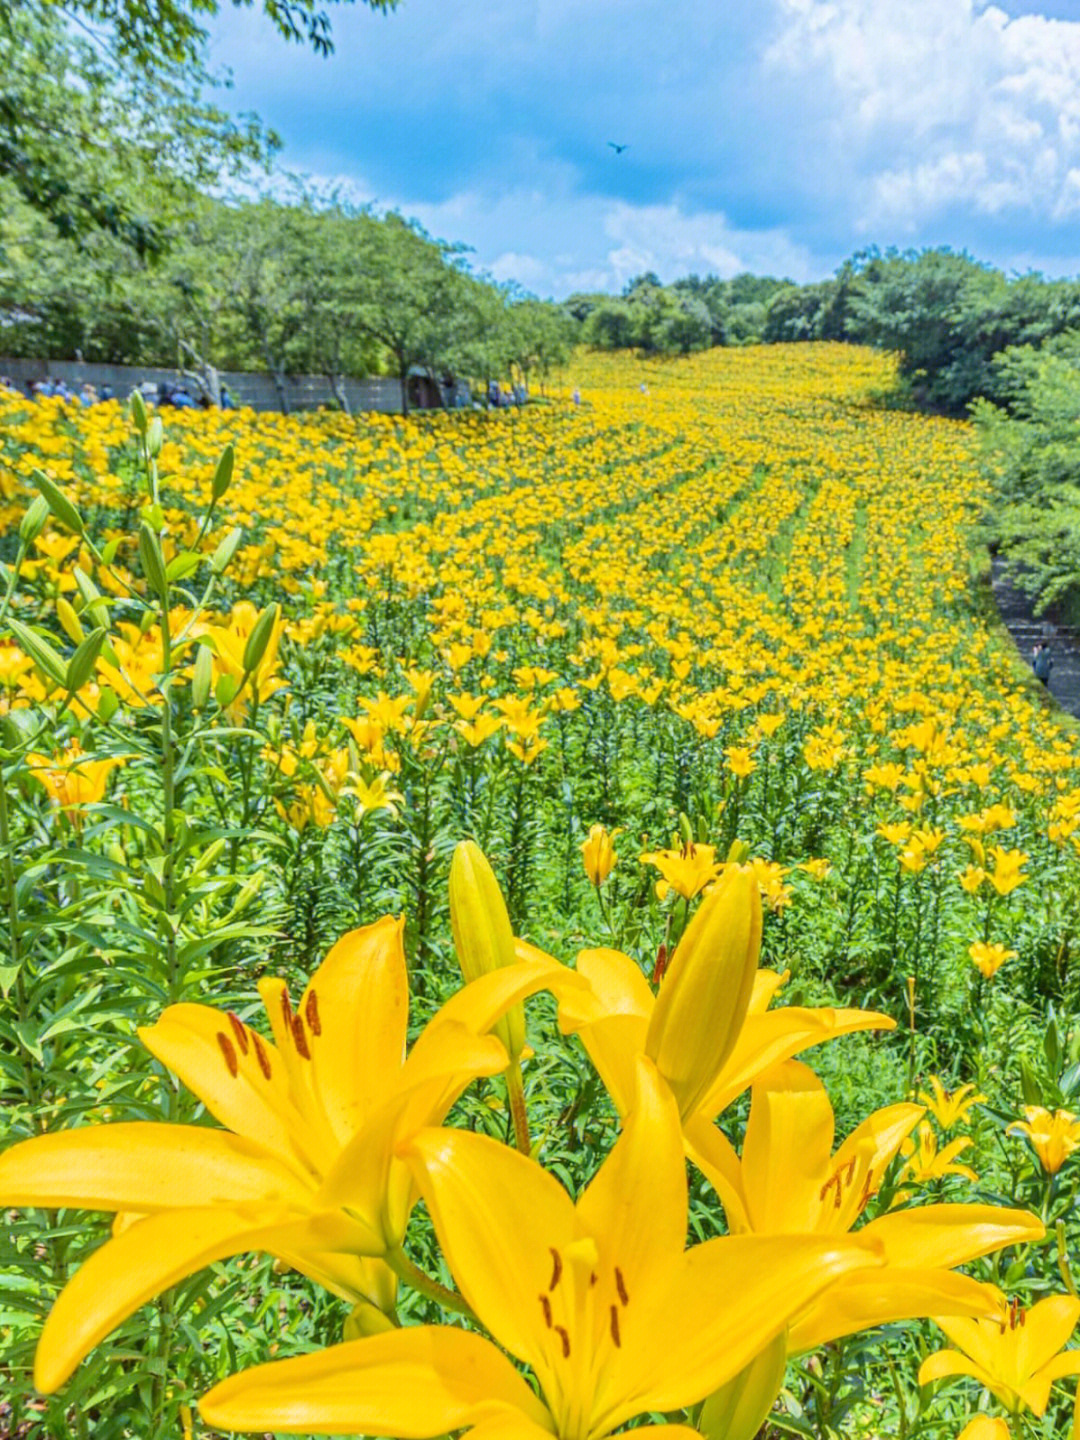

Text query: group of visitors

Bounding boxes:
[147,381,234,410]
[2,376,116,405]
[0,374,235,409]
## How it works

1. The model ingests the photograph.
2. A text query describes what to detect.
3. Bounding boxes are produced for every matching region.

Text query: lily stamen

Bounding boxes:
[549,1247,563,1290]
[304,990,322,1035]
[226,1012,249,1055]
[291,1015,312,1060]
[614,1267,629,1305]
[216,1032,239,1078]
[251,1031,272,1079]
[554,1325,571,1358]
[609,1305,621,1347]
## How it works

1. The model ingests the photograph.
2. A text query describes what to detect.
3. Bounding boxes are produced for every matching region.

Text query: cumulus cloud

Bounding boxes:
[765,0,1080,228]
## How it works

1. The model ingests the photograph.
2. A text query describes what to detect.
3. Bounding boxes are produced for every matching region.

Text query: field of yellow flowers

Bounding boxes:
[2,344,1080,1440]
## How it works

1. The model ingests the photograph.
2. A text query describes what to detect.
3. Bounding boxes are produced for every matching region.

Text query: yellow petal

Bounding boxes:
[317,1028,509,1247]
[466,1416,558,1440]
[410,957,586,1075]
[919,1348,996,1389]
[645,867,761,1118]
[741,1065,836,1234]
[404,1126,576,1389]
[199,1326,553,1435]
[577,1057,686,1296]
[683,1114,750,1232]
[450,843,525,1059]
[696,1006,895,1120]
[597,1233,883,1433]
[1011,1295,1080,1394]
[35,1206,297,1392]
[831,1102,924,1181]
[299,916,410,1147]
[138,1005,315,1173]
[699,1331,787,1440]
[560,947,654,1031]
[789,1268,1003,1352]
[958,1418,1012,1440]
[0,1123,312,1211]
[570,1014,650,1117]
[863,1205,1044,1269]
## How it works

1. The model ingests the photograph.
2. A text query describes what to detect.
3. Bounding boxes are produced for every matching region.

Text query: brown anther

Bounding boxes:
[280,988,293,1031]
[844,1158,856,1184]
[858,1168,875,1210]
[548,1247,563,1291]
[216,1032,239,1078]
[539,1294,553,1328]
[292,1014,312,1060]
[589,1272,598,1287]
[554,1325,571,1358]
[227,1012,250,1055]
[305,989,322,1036]
[652,943,669,986]
[609,1304,622,1348]
[614,1267,629,1306]
[252,1031,273,1079]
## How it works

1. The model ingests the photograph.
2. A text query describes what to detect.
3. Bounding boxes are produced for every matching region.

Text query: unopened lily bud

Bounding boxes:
[130,389,147,434]
[242,602,280,674]
[645,865,761,1118]
[19,495,49,546]
[699,1330,787,1440]
[449,840,525,1060]
[55,597,85,645]
[726,837,751,865]
[581,823,619,886]
[192,644,213,710]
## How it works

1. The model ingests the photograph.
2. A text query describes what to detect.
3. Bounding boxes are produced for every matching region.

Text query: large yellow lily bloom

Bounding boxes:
[690,1061,1044,1352]
[921,1291,1080,1418]
[0,916,581,1394]
[555,868,894,1126]
[201,1058,883,1439]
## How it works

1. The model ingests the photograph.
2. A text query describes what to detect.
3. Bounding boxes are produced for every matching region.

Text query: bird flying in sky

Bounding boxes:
[608,141,629,153]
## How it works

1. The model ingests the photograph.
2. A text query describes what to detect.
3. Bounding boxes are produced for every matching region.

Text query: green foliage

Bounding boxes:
[977,335,1080,615]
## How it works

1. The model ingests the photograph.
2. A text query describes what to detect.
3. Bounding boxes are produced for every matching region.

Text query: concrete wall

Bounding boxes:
[0,356,438,414]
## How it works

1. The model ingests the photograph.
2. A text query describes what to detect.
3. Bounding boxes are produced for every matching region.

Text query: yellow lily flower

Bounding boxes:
[1009,1107,1080,1175]
[201,1058,883,1439]
[957,1420,1011,1440]
[687,1062,1042,1352]
[556,869,894,1127]
[0,917,581,1393]
[638,841,721,899]
[900,1121,979,1185]
[27,745,125,820]
[582,823,620,886]
[969,941,1014,979]
[919,1076,987,1131]
[921,1291,1080,1418]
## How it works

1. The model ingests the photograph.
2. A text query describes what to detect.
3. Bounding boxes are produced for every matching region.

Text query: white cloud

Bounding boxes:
[766,0,1080,227]
[375,186,818,296]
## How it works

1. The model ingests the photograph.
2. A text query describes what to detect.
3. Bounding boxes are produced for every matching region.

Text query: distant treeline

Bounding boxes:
[570,250,1080,418]
[0,188,577,414]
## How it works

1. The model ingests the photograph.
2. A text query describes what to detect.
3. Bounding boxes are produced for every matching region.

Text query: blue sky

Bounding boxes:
[208,0,1080,298]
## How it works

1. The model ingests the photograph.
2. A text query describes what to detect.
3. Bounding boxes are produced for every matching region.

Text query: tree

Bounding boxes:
[0,6,276,254]
[350,214,464,415]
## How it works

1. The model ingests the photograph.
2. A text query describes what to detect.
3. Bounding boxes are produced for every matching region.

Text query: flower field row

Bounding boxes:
[1,344,1079,1440]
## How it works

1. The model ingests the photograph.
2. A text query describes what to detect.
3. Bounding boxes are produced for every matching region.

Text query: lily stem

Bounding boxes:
[387,1247,477,1322]
[506,1057,532,1156]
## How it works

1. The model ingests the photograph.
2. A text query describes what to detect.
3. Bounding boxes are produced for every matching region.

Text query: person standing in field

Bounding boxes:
[1033,641,1054,686]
